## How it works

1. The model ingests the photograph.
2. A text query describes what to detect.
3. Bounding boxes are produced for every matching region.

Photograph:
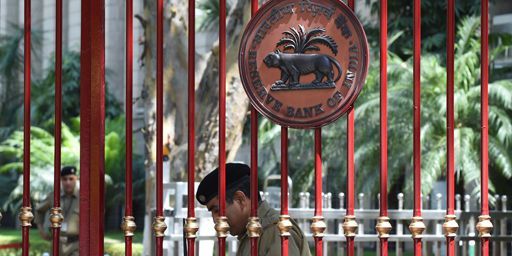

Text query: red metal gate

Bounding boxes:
[14,0,494,255]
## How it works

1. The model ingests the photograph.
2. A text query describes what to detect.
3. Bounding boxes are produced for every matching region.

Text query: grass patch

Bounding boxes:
[0,229,143,256]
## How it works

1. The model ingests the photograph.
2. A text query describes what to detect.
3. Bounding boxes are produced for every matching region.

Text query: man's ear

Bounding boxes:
[233,191,248,207]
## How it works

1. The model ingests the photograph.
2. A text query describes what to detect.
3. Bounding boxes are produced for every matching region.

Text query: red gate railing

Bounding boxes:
[14,0,494,255]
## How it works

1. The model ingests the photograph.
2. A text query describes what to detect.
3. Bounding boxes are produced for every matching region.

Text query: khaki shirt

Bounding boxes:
[35,186,80,237]
[237,201,311,256]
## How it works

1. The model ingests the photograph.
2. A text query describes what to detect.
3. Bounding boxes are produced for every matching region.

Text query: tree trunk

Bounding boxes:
[193,0,250,180]
[140,0,250,181]
[139,0,250,253]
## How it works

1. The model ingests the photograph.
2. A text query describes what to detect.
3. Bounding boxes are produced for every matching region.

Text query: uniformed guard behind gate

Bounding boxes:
[14,0,494,255]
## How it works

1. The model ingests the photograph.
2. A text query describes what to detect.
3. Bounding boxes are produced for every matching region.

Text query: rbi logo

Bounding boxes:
[239,0,369,128]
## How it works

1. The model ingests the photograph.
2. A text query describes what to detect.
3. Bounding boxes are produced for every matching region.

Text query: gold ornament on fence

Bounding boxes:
[121,216,137,237]
[342,215,358,237]
[278,215,293,237]
[49,207,64,228]
[310,216,327,238]
[184,217,199,239]
[375,216,392,238]
[152,216,167,237]
[442,214,458,238]
[246,217,262,238]
[476,215,493,238]
[214,216,230,238]
[408,216,426,238]
[18,207,34,227]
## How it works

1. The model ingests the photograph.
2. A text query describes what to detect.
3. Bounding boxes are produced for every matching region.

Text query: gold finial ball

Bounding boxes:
[246,217,262,238]
[184,217,199,239]
[310,216,327,238]
[476,215,493,238]
[442,215,459,238]
[342,215,358,238]
[152,216,167,238]
[214,216,230,238]
[18,207,34,227]
[278,215,293,237]
[49,208,64,228]
[409,216,426,238]
[121,216,137,237]
[375,216,392,238]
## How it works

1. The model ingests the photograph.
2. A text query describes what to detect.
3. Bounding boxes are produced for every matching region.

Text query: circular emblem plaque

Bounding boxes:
[239,0,369,128]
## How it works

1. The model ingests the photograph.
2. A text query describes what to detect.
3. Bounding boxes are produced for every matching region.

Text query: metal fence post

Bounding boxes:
[500,196,507,255]
[397,193,404,256]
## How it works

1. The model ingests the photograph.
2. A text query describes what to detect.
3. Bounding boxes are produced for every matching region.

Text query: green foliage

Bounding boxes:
[0,25,42,138]
[31,51,123,126]
[257,16,512,206]
[0,125,79,174]
[0,117,146,219]
[0,229,143,256]
[197,0,234,31]
[354,16,512,203]
[364,0,481,58]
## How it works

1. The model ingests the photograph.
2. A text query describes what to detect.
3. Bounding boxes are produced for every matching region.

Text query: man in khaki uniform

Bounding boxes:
[196,163,311,256]
[35,166,79,256]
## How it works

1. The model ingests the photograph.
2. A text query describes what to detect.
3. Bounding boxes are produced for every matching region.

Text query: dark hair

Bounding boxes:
[225,176,262,204]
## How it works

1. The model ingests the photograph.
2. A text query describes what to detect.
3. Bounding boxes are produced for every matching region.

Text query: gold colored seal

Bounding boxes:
[442,215,458,238]
[409,216,426,238]
[310,216,327,238]
[214,216,230,238]
[18,207,34,227]
[375,216,392,238]
[476,215,493,238]
[152,216,167,237]
[49,207,64,228]
[342,215,358,237]
[184,217,199,238]
[121,216,137,237]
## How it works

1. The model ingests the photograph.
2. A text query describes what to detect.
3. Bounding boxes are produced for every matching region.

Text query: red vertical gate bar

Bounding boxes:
[343,1,357,255]
[216,0,228,253]
[52,0,64,254]
[249,107,260,256]
[20,0,33,254]
[153,0,167,254]
[122,0,136,254]
[249,0,261,255]
[80,0,106,254]
[476,0,493,253]
[375,0,392,254]
[185,0,199,253]
[312,128,326,255]
[443,0,459,254]
[280,127,290,256]
[409,0,426,254]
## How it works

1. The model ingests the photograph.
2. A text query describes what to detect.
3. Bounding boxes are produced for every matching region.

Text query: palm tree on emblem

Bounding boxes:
[277,25,338,55]
[263,25,343,90]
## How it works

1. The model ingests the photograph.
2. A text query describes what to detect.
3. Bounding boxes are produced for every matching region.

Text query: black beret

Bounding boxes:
[196,162,250,205]
[61,166,77,177]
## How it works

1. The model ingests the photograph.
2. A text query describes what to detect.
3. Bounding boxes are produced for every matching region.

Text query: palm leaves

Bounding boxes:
[256,16,512,207]
[354,16,512,204]
[276,25,338,55]
[197,0,234,31]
